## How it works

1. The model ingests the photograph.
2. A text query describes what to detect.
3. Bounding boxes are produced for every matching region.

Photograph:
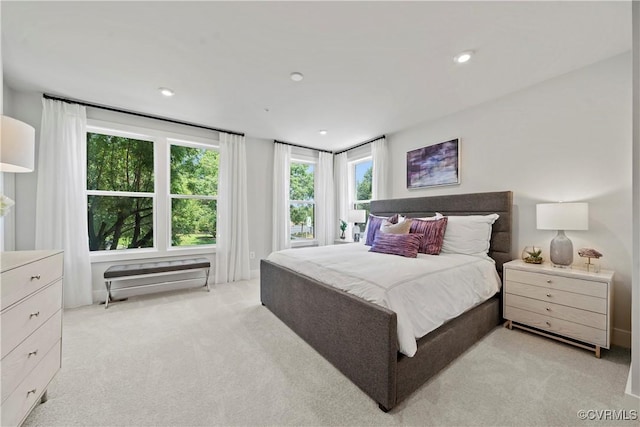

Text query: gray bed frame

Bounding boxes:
[260,191,512,411]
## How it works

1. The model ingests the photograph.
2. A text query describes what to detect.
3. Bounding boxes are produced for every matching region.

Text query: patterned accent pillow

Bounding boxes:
[369,233,422,258]
[365,214,399,246]
[409,217,449,255]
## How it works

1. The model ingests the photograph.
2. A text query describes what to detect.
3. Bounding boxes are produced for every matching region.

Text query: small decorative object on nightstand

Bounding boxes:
[503,259,613,358]
[339,220,347,240]
[521,246,543,264]
[578,248,602,273]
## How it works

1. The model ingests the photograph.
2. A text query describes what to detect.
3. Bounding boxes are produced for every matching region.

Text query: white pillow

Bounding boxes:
[438,213,499,255]
[416,213,444,221]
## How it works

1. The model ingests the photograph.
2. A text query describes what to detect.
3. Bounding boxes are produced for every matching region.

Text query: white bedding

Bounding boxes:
[267,244,502,357]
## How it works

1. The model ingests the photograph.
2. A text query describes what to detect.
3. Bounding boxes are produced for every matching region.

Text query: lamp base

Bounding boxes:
[550,230,573,268]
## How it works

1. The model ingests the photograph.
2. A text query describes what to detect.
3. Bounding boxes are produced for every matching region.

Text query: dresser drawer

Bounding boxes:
[505,268,606,298]
[1,310,62,403]
[505,294,606,330]
[1,252,63,311]
[505,306,607,347]
[1,341,61,427]
[1,280,63,359]
[505,280,606,314]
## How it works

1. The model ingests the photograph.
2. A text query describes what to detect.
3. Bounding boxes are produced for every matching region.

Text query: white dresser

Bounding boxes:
[1,250,63,426]
[503,259,613,358]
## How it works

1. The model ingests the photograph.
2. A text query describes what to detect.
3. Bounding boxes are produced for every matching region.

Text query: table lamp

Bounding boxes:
[348,209,367,242]
[1,115,35,216]
[536,202,588,267]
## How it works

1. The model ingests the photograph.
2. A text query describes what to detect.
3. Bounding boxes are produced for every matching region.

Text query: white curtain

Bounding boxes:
[334,152,352,240]
[272,143,291,251]
[314,151,334,246]
[35,100,92,308]
[215,132,250,284]
[372,137,389,200]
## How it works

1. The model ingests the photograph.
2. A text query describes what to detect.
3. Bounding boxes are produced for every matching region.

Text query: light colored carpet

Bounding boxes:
[23,279,637,426]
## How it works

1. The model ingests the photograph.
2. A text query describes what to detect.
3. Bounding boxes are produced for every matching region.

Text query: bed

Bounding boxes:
[260,191,512,411]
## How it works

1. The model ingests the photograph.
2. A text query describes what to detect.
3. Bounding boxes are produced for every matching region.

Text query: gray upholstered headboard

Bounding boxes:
[370,191,513,277]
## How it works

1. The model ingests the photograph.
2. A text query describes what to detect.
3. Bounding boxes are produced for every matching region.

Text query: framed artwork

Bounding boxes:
[406,138,460,189]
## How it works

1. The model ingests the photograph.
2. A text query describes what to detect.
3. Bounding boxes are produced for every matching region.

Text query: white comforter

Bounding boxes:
[267,244,501,357]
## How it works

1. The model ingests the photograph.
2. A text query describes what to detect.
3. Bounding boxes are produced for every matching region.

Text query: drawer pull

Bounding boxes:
[29,311,40,318]
[546,279,552,284]
[545,321,551,327]
[30,275,41,280]
[28,349,38,357]
[545,307,551,311]
[546,293,552,298]
[26,388,37,397]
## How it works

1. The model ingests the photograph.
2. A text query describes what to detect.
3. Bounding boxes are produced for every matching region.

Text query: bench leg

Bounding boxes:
[105,280,112,309]
[204,268,211,292]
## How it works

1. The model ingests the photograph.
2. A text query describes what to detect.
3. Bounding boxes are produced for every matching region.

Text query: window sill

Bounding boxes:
[90,246,216,264]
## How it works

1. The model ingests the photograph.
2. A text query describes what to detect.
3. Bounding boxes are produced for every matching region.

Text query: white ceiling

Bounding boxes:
[1,1,632,151]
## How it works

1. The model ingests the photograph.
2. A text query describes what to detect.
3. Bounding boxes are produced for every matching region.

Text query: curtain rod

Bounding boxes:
[333,135,386,155]
[42,94,245,137]
[273,139,333,154]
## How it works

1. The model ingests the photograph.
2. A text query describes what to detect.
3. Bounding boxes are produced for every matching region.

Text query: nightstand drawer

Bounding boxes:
[1,252,64,311]
[505,268,606,298]
[505,306,607,347]
[505,281,606,314]
[1,281,63,359]
[505,294,606,330]
[1,310,62,403]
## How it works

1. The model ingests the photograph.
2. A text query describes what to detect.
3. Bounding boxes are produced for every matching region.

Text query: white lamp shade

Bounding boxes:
[1,115,35,173]
[348,209,367,223]
[536,202,588,231]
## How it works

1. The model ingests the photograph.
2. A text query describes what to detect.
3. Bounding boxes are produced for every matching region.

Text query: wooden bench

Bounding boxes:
[103,258,211,308]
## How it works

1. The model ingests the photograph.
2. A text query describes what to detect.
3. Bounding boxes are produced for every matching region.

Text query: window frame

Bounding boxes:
[289,154,317,248]
[350,155,373,213]
[167,138,219,249]
[87,119,219,263]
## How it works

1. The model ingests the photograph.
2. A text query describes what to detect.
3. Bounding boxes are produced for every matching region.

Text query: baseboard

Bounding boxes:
[613,328,632,348]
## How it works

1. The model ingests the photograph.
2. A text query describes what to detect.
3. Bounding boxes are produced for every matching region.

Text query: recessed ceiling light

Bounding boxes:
[319,130,327,135]
[453,51,474,64]
[159,87,175,97]
[290,72,304,82]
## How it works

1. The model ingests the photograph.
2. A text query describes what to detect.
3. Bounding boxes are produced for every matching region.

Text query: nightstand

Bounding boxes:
[334,239,355,244]
[503,259,613,358]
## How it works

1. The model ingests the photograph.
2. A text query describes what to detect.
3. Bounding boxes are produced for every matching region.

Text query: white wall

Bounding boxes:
[630,0,639,397]
[4,89,275,300]
[388,53,633,347]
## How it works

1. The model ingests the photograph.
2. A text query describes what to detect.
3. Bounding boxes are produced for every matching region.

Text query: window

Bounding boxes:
[289,161,315,242]
[353,157,373,217]
[87,132,155,251]
[86,122,219,254]
[170,142,219,247]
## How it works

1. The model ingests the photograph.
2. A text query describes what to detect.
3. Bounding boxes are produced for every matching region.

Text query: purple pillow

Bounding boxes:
[365,214,399,246]
[369,233,422,258]
[409,217,448,255]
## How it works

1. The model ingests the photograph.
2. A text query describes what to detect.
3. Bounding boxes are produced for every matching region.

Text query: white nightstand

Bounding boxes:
[503,259,614,358]
[334,239,355,244]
